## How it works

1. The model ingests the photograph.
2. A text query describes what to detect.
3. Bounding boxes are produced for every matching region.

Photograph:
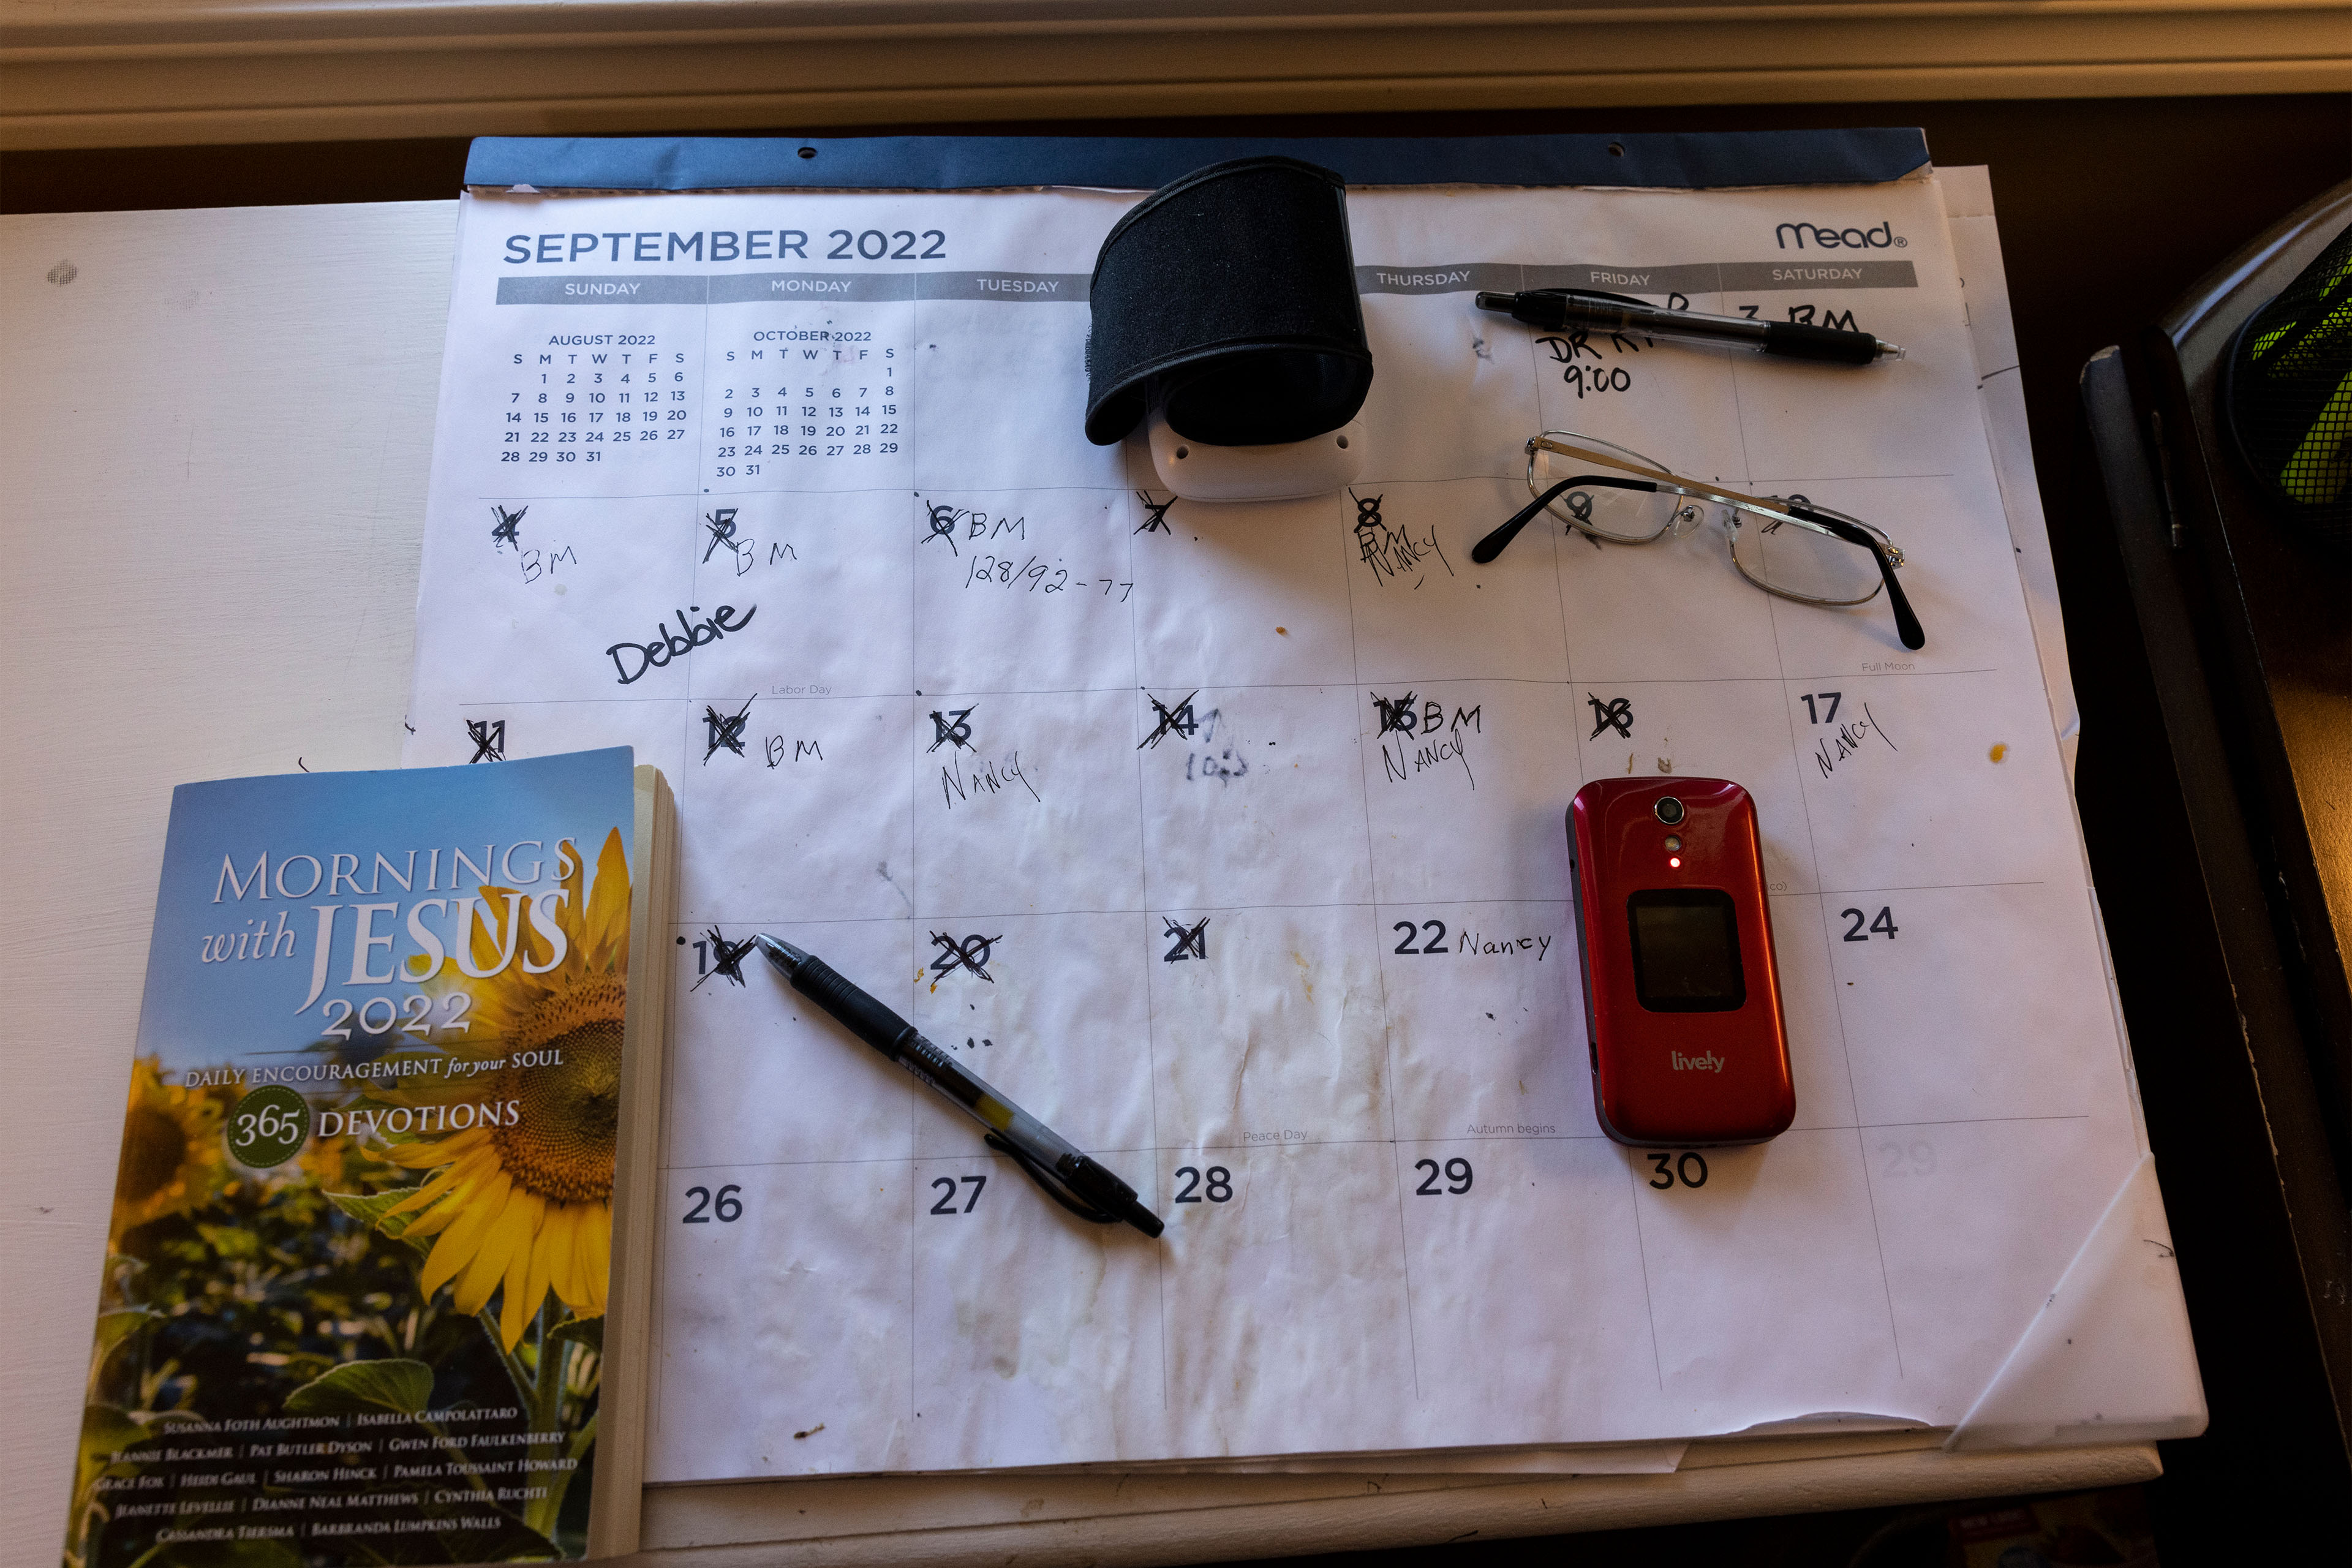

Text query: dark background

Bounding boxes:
[10,93,2349,1558]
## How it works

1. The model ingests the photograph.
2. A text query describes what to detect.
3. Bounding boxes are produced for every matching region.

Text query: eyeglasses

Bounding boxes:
[1471,432,1925,650]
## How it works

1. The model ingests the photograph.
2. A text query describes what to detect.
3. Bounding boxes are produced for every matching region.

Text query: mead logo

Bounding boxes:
[1774,220,1906,251]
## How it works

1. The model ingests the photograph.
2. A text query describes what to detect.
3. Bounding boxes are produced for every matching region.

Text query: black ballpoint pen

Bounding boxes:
[1475,288,1903,366]
[756,933,1165,1238]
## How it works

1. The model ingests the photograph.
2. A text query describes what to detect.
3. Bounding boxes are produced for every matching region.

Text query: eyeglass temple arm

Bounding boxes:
[1787,505,1926,650]
[1471,478,1582,564]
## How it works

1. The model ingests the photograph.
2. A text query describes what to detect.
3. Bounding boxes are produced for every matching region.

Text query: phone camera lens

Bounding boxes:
[1654,796,1686,826]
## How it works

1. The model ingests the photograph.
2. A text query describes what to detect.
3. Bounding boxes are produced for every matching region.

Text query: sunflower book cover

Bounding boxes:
[65,748,675,1568]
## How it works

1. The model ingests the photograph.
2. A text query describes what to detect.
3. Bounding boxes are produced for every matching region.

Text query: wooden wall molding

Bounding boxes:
[3,0,2345,149]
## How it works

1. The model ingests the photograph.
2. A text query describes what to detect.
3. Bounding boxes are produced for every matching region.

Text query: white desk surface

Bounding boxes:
[0,194,2157,1567]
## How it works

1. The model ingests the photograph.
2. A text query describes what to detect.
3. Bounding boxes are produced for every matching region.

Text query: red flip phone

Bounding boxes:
[1567,777,1795,1147]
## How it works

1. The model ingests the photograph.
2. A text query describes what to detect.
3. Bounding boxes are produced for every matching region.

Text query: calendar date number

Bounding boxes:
[1413,1157,1474,1194]
[1841,906,1899,941]
[1173,1166,1233,1204]
[1392,919,1450,955]
[930,1174,987,1214]
[682,1183,744,1223]
[1646,1152,1709,1189]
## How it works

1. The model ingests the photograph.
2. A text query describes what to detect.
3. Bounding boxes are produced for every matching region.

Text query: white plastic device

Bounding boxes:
[1146,409,1366,503]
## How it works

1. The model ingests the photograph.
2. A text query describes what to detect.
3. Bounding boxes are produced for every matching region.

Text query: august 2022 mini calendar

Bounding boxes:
[403,144,2187,1479]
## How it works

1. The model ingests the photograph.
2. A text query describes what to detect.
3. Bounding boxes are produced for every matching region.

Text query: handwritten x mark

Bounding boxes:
[693,925,759,990]
[703,696,753,763]
[1161,916,1210,962]
[929,930,1003,983]
[921,499,960,554]
[1371,691,1419,736]
[1586,693,1634,740]
[928,706,976,753]
[1138,690,1200,749]
[702,508,742,562]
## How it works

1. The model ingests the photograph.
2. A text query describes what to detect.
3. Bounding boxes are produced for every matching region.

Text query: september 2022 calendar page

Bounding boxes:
[404,157,2165,1480]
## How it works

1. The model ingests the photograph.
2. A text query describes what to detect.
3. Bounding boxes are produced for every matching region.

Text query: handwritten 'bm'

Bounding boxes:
[605,604,757,685]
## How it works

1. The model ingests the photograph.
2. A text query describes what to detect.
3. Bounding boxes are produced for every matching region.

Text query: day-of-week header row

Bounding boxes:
[1355,261,1919,295]
[495,258,1916,309]
[496,273,1088,306]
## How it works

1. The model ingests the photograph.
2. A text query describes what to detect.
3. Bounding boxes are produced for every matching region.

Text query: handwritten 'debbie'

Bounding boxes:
[605,603,756,684]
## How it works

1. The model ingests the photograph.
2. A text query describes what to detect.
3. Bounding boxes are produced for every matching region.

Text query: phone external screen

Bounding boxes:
[1626,889,1746,1012]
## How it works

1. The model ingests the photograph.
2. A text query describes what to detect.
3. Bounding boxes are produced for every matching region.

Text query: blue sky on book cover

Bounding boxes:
[139,749,636,1074]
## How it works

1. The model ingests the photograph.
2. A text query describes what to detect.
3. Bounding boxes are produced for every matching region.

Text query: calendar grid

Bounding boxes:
[469,469,1966,507]
[656,1109,2100,1175]
[1124,494,1177,1415]
[453,667,2002,706]
[908,287,931,1424]
[1766,562,1911,1376]
[1335,474,1425,1401]
[416,183,2165,1475]
[483,426,2038,1428]
[1621,1159,1670,1390]
[696,297,1972,1431]
[446,881,2058,929]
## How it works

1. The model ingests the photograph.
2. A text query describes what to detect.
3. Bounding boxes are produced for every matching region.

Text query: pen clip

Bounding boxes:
[983,1133,1120,1224]
[1526,287,1652,311]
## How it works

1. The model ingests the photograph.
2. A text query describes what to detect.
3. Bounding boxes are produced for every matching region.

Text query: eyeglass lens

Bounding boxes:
[1493,434,1926,650]
[1548,482,1683,543]
[1531,442,1681,543]
[1728,510,1886,605]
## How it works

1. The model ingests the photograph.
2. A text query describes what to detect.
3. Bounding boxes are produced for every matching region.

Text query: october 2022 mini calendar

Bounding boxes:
[405,160,2171,1479]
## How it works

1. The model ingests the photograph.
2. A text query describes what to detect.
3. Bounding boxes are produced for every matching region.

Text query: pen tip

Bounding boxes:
[1877,340,1906,361]
[755,932,805,972]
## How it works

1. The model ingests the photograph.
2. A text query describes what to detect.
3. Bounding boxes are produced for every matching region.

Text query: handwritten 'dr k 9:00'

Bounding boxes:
[606,605,756,684]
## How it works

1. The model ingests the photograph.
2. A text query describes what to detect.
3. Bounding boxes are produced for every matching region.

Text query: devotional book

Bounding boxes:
[65,748,675,1567]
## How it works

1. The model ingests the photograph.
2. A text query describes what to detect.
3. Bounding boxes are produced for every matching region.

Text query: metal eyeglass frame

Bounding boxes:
[1470,432,1925,651]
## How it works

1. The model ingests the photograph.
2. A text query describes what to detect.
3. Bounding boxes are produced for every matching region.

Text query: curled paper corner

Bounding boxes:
[1948,1152,2207,1450]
